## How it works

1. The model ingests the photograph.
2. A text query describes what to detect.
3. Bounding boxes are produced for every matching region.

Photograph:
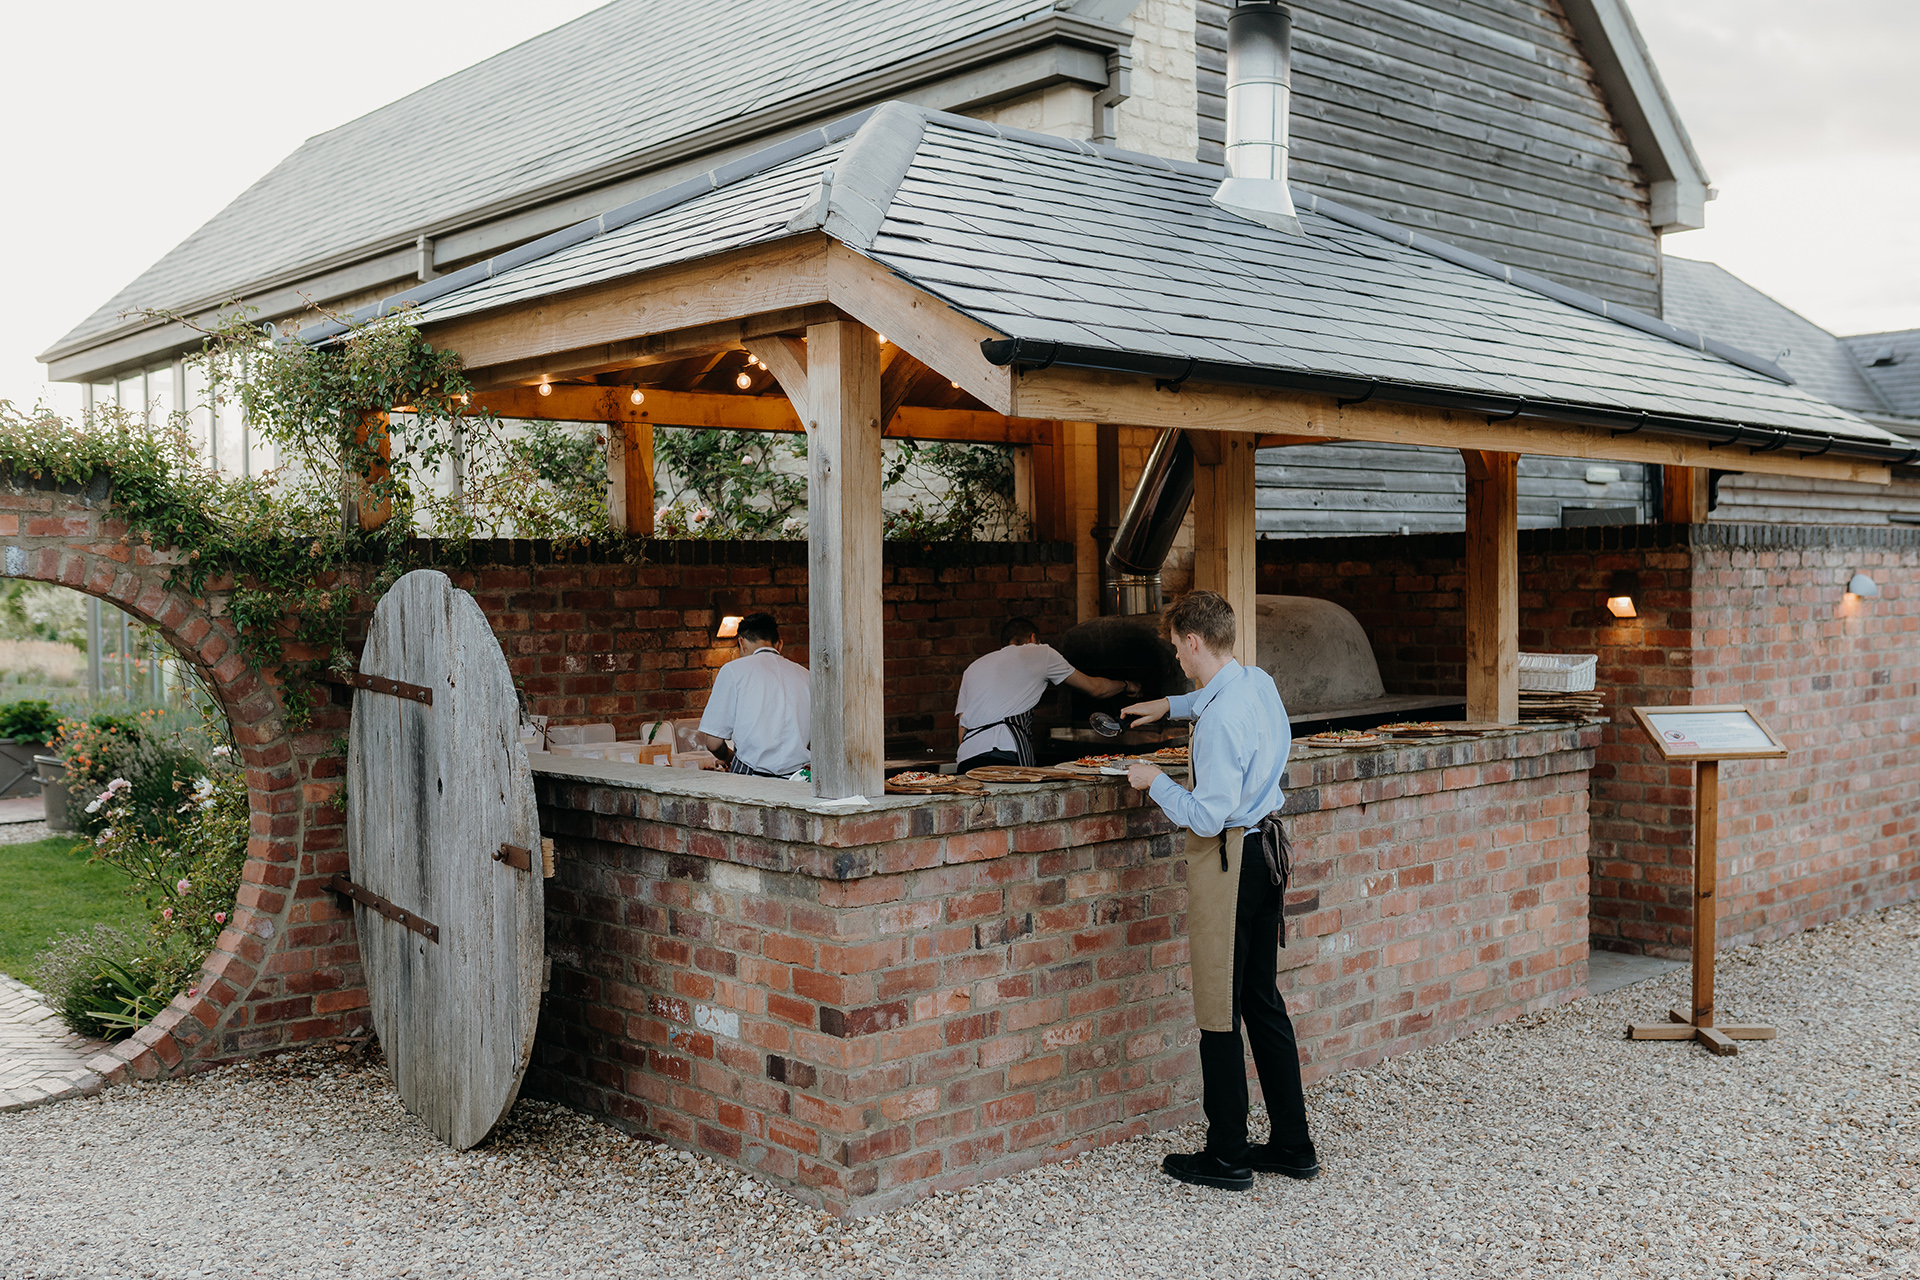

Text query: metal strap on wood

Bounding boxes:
[328,671,435,706]
[326,873,440,942]
[494,843,532,872]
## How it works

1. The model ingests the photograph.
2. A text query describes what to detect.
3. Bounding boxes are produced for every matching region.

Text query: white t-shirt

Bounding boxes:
[955,643,1076,763]
[698,648,811,776]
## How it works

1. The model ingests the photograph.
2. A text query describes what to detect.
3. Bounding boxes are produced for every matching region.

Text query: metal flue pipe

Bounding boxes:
[1103,428,1195,615]
[1212,1,1302,235]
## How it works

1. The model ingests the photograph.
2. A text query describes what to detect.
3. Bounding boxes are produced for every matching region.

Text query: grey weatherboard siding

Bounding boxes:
[1198,0,1660,315]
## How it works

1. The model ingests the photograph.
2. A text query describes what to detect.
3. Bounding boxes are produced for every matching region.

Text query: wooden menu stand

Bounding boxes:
[1624,705,1789,1056]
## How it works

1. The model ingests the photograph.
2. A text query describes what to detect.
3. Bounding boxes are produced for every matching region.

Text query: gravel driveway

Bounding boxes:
[4,904,1916,1280]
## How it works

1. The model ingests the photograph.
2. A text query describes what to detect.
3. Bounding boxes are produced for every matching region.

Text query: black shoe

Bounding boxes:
[1246,1142,1320,1179]
[1161,1149,1254,1191]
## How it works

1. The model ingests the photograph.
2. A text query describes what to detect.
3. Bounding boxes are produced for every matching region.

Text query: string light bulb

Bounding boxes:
[950,381,961,389]
[537,381,552,397]
[629,389,645,406]
[877,334,889,345]
[735,371,753,389]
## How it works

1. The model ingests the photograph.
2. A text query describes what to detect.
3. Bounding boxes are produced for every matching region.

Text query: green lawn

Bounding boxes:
[0,836,147,977]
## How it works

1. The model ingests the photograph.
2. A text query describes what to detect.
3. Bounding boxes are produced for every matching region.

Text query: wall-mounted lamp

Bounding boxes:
[1606,570,1639,619]
[713,591,745,640]
[1846,572,1880,600]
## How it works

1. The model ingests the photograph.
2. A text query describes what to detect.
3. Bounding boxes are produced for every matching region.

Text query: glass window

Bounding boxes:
[147,365,176,432]
[183,361,215,463]
[117,374,143,420]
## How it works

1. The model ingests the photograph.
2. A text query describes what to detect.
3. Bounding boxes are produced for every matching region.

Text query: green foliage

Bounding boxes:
[0,582,87,650]
[0,835,147,974]
[52,709,201,840]
[0,698,62,743]
[654,427,809,538]
[25,924,202,1042]
[883,440,1026,542]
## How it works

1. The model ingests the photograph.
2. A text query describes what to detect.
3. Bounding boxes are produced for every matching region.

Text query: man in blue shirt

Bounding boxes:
[1124,590,1318,1191]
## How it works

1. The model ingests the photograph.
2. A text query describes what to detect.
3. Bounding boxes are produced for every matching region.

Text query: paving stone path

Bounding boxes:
[0,974,108,1112]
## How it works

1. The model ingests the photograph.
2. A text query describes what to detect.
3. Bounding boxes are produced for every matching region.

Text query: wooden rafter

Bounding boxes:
[1012,367,1892,486]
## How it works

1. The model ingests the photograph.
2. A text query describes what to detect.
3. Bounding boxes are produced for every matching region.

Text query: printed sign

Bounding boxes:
[1630,705,1788,761]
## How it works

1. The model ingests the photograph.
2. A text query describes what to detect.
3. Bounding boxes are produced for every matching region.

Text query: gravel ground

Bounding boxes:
[0,820,52,845]
[3,904,1916,1280]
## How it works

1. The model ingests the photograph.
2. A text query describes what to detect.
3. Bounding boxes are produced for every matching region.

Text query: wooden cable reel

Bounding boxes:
[344,569,545,1148]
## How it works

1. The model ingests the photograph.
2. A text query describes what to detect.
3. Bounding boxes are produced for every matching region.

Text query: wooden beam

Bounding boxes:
[879,347,920,430]
[458,305,843,391]
[825,242,1015,416]
[606,423,654,537]
[1463,448,1518,724]
[743,335,810,407]
[1662,465,1710,523]
[1192,432,1259,667]
[468,384,1050,444]
[422,236,833,376]
[1013,367,1892,486]
[806,318,886,800]
[1060,422,1100,624]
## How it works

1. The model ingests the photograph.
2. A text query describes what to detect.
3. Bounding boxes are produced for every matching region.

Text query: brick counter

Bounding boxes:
[528,725,1596,1212]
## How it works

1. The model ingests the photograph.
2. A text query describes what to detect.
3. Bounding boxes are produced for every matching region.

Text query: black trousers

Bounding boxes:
[958,749,1022,767]
[1200,827,1313,1158]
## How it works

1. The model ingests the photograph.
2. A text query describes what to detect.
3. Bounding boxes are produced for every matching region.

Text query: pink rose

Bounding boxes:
[187,987,199,998]
[214,912,227,924]
[176,878,192,895]
[160,907,174,921]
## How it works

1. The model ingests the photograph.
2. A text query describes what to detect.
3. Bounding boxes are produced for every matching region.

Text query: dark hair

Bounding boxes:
[736,612,780,644]
[1165,591,1235,654]
[1001,616,1039,645]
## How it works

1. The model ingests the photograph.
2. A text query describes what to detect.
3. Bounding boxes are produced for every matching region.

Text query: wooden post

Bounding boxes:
[1462,449,1518,723]
[1661,465,1709,524]
[1060,421,1100,624]
[806,318,885,799]
[1191,431,1259,668]
[606,423,655,537]
[1690,759,1719,1028]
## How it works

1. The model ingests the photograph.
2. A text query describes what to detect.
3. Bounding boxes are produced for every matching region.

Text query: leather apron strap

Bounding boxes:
[1185,826,1247,1033]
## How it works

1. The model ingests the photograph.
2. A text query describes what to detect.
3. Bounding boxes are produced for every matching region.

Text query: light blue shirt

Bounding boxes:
[1146,660,1291,837]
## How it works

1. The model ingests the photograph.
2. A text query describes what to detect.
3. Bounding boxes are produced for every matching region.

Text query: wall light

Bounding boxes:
[713,591,746,639]
[1847,573,1880,599]
[1606,570,1639,619]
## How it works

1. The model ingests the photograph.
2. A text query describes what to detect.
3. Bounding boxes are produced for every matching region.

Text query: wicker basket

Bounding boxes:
[1517,652,1598,693]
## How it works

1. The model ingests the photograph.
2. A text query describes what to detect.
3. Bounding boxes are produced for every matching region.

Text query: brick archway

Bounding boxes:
[2,474,365,1081]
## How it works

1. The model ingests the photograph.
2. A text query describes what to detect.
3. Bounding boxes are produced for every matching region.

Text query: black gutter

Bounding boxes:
[979,338,1920,467]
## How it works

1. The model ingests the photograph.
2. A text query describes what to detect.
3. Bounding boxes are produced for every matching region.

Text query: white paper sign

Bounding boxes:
[1642,711,1775,755]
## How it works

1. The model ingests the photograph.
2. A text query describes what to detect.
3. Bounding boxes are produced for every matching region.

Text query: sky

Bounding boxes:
[0,0,1914,419]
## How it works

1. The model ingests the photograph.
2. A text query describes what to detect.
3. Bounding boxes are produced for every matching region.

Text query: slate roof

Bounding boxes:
[40,0,1056,361]
[1662,258,1890,415]
[1842,329,1920,422]
[382,104,1910,456]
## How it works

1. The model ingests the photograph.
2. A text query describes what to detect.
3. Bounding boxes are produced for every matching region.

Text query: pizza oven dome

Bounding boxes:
[1255,595,1384,712]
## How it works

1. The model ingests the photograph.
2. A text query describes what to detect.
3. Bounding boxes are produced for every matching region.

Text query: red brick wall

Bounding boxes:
[1259,523,1920,957]
[437,540,1076,741]
[529,725,1592,1213]
[0,475,362,1082]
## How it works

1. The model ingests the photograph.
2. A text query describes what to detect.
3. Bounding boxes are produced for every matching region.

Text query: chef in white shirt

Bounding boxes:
[955,617,1137,767]
[696,612,811,777]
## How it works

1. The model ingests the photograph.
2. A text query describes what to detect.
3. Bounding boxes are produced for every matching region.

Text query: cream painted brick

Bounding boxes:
[965,83,1096,141]
[1115,0,1198,162]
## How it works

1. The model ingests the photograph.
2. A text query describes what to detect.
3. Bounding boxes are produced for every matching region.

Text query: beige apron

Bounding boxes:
[1185,826,1247,1032]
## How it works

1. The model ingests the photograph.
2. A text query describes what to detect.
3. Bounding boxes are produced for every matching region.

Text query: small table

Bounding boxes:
[1624,705,1788,1056]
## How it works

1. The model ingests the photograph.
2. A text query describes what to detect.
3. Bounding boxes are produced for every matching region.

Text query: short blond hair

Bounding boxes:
[1165,590,1236,654]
